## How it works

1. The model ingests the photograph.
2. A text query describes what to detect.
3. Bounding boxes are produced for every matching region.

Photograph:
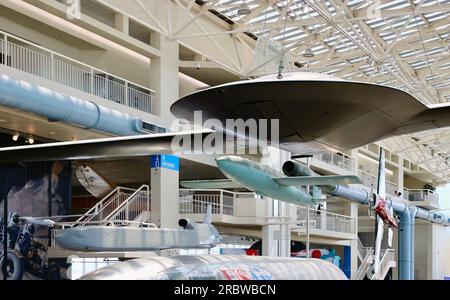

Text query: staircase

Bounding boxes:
[73,185,150,226]
[106,185,151,223]
[352,248,374,280]
[370,249,396,280]
[352,238,396,280]
[74,187,136,226]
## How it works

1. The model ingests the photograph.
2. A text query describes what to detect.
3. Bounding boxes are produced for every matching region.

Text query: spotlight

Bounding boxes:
[303,48,315,58]
[237,2,251,15]
[12,133,19,141]
[28,136,34,144]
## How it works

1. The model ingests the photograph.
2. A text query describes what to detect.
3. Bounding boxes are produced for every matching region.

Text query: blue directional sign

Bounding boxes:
[151,155,179,171]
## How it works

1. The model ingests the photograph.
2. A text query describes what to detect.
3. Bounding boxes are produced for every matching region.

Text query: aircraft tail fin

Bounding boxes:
[376,148,386,198]
[203,204,212,225]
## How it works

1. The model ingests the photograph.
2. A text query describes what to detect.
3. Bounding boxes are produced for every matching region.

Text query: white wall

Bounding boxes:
[415,222,450,279]
[179,72,208,97]
[431,224,450,279]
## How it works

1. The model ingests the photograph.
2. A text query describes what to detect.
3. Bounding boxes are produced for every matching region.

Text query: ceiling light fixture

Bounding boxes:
[237,1,251,15]
[12,133,19,141]
[303,48,315,58]
[28,136,34,144]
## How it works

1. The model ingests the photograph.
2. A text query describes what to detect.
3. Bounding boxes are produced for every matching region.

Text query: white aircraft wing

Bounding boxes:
[0,129,212,162]
[274,175,362,186]
[180,179,243,189]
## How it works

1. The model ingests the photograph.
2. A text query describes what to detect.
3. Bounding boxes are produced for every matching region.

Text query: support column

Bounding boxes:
[343,201,359,278]
[398,207,416,280]
[351,149,359,175]
[150,155,180,228]
[394,157,404,196]
[114,13,129,34]
[150,32,179,126]
[260,147,291,257]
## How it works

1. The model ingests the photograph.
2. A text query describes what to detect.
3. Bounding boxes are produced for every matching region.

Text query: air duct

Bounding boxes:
[0,74,146,136]
[324,184,449,226]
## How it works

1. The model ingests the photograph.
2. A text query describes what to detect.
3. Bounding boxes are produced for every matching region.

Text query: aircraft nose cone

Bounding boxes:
[215,156,237,169]
[215,156,244,178]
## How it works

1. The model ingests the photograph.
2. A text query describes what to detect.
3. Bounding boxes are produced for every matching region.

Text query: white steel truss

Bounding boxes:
[145,0,449,181]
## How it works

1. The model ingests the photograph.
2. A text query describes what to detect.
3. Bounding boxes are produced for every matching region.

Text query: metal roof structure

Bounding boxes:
[172,0,450,182]
[174,0,450,182]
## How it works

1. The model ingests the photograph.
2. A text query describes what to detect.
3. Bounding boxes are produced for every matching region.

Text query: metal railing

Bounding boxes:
[106,185,150,222]
[371,249,396,280]
[178,189,356,235]
[317,152,354,172]
[358,171,401,196]
[179,189,237,216]
[403,188,439,204]
[386,180,398,196]
[357,237,371,262]
[353,247,374,280]
[296,206,356,234]
[74,186,136,226]
[0,30,158,115]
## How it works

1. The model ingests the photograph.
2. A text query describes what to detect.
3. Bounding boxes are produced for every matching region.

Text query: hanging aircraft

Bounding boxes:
[181,155,362,206]
[170,72,450,154]
[368,148,398,279]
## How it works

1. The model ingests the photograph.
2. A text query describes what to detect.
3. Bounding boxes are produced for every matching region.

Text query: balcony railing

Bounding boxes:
[316,153,354,172]
[296,206,356,234]
[179,189,239,216]
[0,30,158,116]
[358,171,439,204]
[402,188,439,204]
[179,189,356,235]
[358,171,399,195]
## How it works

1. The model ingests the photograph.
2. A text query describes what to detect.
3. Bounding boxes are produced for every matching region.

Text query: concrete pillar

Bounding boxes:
[260,146,291,257]
[150,155,180,229]
[394,157,404,196]
[150,32,179,126]
[114,14,129,34]
[351,149,359,175]
[343,201,359,278]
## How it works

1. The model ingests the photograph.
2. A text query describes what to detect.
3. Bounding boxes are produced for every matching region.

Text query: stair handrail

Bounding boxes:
[103,184,150,221]
[370,248,396,280]
[352,247,374,280]
[75,186,136,225]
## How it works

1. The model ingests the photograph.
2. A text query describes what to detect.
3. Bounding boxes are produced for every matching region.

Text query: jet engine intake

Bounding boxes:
[282,160,314,177]
[178,218,197,229]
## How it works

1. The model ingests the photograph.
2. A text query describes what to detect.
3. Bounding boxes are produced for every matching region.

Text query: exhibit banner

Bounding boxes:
[0,161,71,237]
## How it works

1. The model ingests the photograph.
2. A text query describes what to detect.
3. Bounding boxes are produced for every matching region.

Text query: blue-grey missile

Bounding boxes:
[181,155,361,206]
[79,255,348,280]
[55,206,221,252]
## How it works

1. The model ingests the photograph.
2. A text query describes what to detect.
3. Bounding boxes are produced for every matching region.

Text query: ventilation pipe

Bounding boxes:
[0,74,146,136]
[325,184,449,226]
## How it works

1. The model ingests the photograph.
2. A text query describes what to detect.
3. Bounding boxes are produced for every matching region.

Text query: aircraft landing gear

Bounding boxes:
[0,250,24,280]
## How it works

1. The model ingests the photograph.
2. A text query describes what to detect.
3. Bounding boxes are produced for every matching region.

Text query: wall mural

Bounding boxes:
[1,161,71,219]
